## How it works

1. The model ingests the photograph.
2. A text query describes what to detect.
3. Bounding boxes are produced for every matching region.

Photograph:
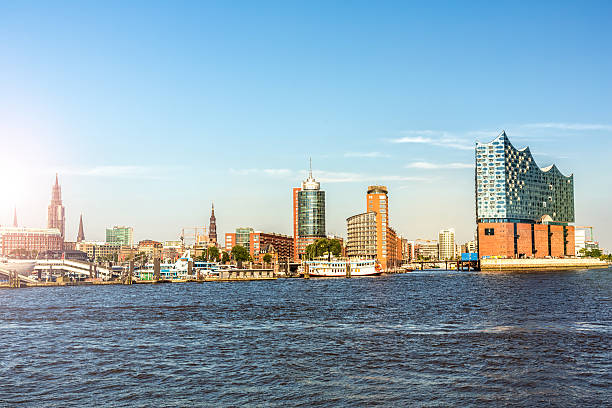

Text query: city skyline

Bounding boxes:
[1,2,611,249]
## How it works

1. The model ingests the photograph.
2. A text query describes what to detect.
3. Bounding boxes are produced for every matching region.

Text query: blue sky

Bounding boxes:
[1,1,611,249]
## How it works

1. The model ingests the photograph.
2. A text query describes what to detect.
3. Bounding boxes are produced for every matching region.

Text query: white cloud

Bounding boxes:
[344,151,390,158]
[405,161,474,170]
[523,122,612,131]
[389,130,474,150]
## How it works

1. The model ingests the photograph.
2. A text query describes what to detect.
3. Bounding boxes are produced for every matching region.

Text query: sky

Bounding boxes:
[1,1,611,250]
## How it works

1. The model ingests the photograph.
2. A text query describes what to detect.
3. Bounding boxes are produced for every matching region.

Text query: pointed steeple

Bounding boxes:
[77,214,85,243]
[55,173,59,186]
[208,201,217,244]
[13,207,17,228]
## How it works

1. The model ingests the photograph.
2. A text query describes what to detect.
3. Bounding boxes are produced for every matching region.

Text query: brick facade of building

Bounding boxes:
[478,222,575,259]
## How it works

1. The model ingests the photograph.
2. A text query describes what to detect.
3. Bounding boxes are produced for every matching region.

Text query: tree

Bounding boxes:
[208,246,220,262]
[231,245,250,268]
[263,253,272,264]
[221,251,230,264]
[305,238,343,261]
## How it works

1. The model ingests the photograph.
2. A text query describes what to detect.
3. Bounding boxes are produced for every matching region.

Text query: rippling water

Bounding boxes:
[1,268,611,407]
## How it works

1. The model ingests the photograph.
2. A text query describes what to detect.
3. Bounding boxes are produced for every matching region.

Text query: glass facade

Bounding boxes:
[235,227,254,251]
[105,226,134,246]
[298,190,326,237]
[476,132,574,223]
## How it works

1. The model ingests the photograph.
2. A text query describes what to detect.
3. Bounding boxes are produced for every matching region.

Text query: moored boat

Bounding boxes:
[305,259,381,277]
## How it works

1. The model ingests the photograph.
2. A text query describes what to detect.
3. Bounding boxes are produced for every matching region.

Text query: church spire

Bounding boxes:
[77,214,85,243]
[208,202,217,245]
[13,207,17,228]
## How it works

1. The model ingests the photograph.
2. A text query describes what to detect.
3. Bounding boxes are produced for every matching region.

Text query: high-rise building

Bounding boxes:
[105,226,134,247]
[346,185,402,269]
[293,161,326,260]
[47,174,66,240]
[77,214,85,243]
[367,185,389,266]
[476,132,575,258]
[438,228,456,260]
[209,203,217,245]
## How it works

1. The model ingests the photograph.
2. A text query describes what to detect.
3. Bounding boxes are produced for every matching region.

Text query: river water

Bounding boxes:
[1,268,611,407]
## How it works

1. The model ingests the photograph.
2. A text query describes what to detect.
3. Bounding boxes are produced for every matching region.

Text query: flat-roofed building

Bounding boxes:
[106,226,134,247]
[76,241,122,262]
[0,227,63,257]
[346,212,377,260]
[438,228,456,260]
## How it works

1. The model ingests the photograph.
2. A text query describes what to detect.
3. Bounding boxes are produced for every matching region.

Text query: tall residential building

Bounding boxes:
[77,214,85,243]
[293,161,326,260]
[209,203,217,245]
[367,185,389,266]
[47,174,66,240]
[105,226,134,247]
[438,228,456,260]
[346,185,402,269]
[476,131,575,258]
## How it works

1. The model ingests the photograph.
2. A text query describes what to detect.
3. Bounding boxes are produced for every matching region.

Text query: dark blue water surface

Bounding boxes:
[1,268,611,407]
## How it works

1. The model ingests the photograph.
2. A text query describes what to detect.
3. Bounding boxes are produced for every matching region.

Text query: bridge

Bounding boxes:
[0,267,38,286]
[32,259,113,280]
[403,259,480,271]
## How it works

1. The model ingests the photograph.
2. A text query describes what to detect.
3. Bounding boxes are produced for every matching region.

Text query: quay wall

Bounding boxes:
[481,258,608,271]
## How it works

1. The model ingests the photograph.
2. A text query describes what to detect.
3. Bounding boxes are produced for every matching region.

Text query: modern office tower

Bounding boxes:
[77,214,85,243]
[476,131,575,258]
[235,227,254,251]
[47,174,66,240]
[208,203,217,245]
[438,228,456,260]
[293,161,326,260]
[105,226,134,247]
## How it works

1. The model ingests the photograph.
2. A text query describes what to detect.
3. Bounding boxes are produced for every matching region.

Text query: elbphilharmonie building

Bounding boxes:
[476,132,575,258]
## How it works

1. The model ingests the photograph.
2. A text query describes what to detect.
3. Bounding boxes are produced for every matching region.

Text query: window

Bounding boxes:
[484,228,495,236]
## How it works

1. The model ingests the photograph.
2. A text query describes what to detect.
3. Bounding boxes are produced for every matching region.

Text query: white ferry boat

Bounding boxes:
[305,259,381,277]
[136,250,219,280]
